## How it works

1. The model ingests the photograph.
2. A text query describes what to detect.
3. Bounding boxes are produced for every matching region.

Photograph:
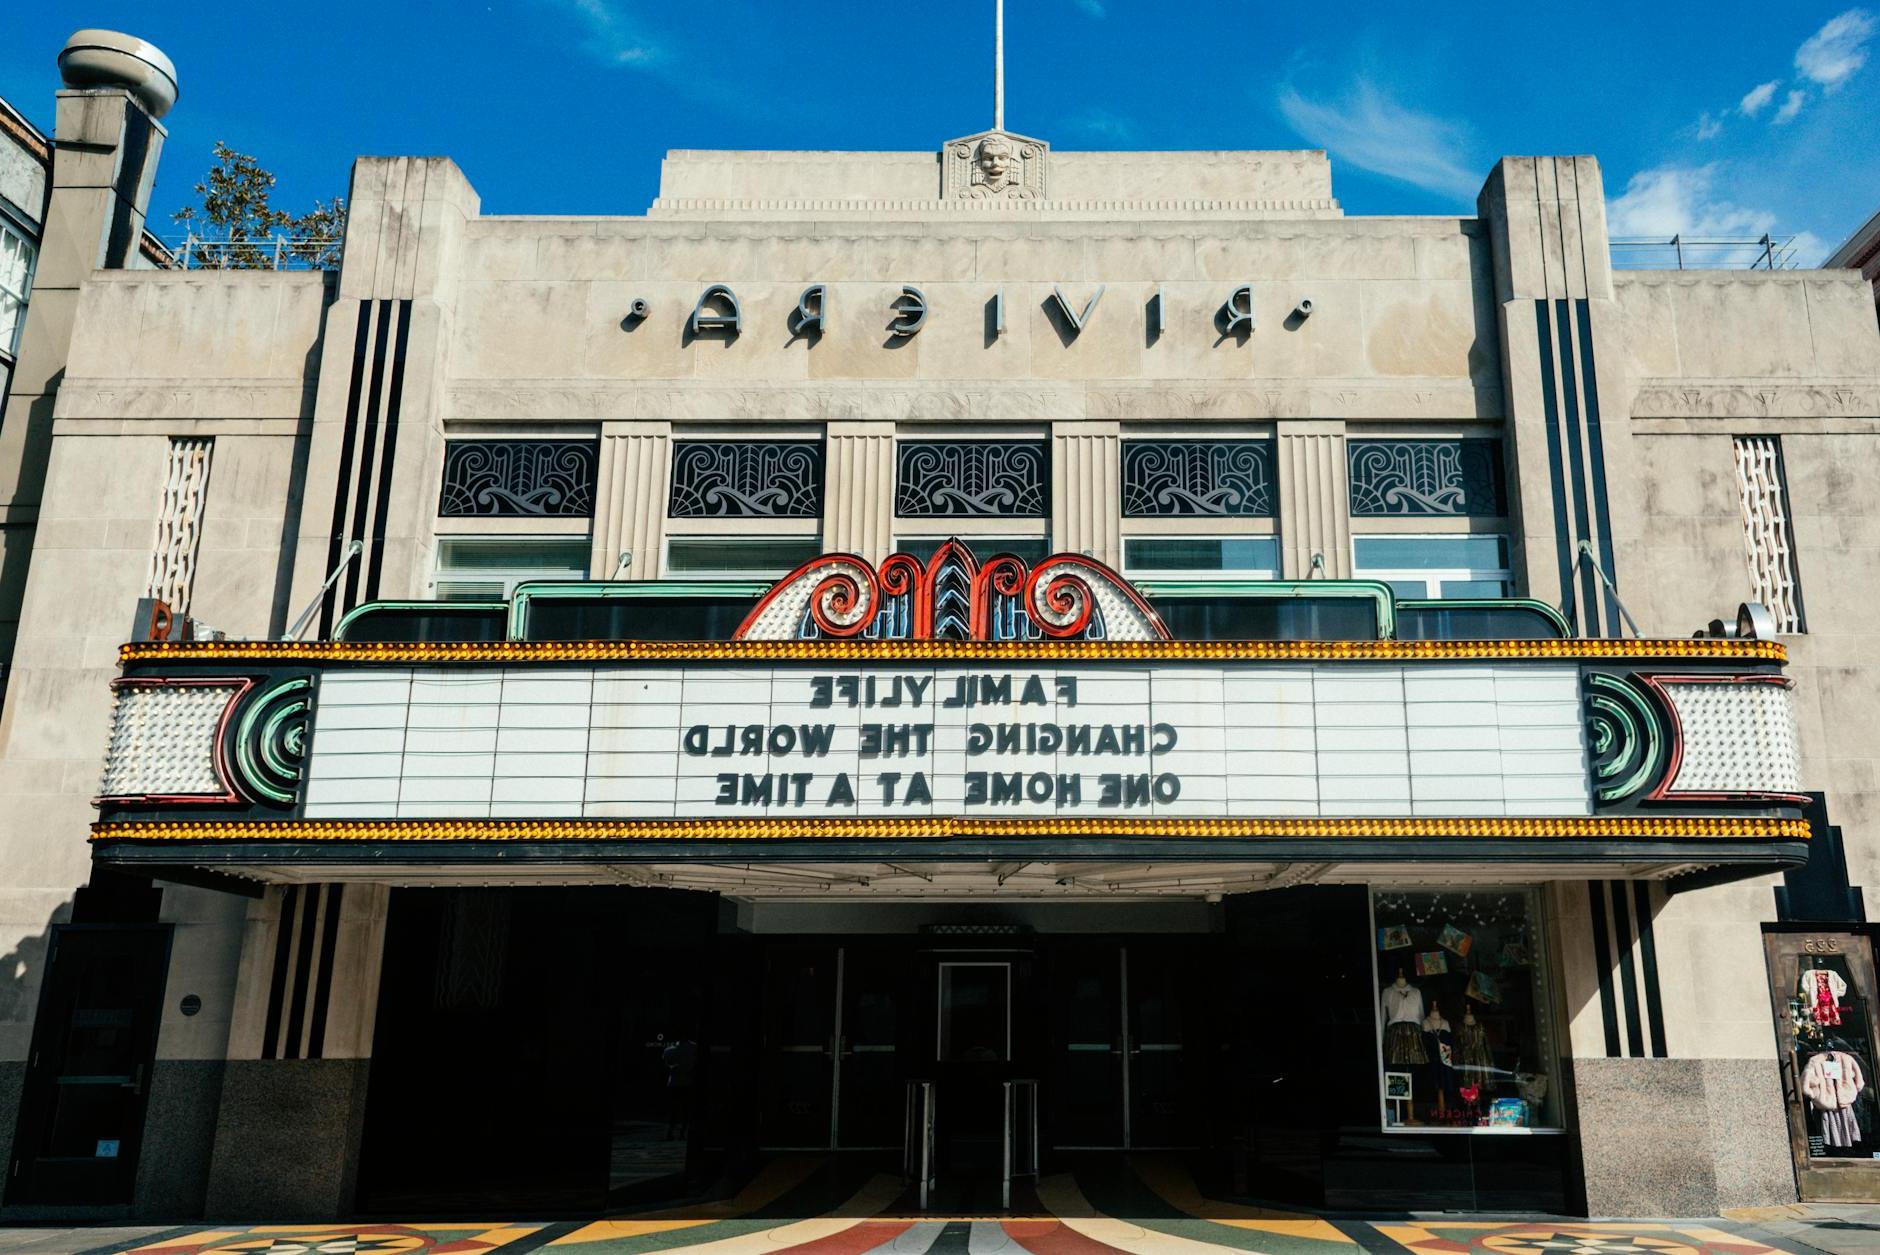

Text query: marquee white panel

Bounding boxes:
[301,663,1592,820]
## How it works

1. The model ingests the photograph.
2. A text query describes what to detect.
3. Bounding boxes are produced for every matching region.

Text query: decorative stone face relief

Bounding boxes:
[942,129,1048,200]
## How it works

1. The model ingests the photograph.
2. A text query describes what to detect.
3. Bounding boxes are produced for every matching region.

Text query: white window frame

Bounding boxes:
[1351,532,1513,600]
[663,428,823,581]
[0,216,37,359]
[432,534,591,601]
[892,427,1050,562]
[1121,532,1281,582]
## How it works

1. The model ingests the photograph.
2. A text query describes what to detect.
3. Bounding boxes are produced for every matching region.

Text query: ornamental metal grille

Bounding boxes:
[668,441,824,518]
[1347,439,1506,516]
[439,441,598,517]
[147,438,213,615]
[1121,440,1275,517]
[1732,436,1805,633]
[896,441,1048,517]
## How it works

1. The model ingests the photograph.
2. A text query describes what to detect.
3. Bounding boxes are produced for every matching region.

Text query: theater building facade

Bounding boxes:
[4,47,1880,1224]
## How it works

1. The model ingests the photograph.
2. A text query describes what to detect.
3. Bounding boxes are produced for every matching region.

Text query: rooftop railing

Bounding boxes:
[164,234,340,272]
[1610,234,1799,271]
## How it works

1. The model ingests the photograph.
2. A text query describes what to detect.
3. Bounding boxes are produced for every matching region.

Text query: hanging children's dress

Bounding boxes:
[1800,967,1849,1026]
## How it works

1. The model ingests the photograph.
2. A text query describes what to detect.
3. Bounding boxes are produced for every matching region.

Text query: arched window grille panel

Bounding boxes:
[1121,439,1275,516]
[1347,439,1506,517]
[896,441,1048,517]
[438,441,598,517]
[667,441,824,518]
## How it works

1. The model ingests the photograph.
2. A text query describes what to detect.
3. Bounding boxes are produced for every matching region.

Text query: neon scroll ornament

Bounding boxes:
[734,541,1171,643]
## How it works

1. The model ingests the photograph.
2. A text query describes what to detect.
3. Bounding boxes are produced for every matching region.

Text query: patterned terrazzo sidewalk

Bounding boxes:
[3,1160,1851,1255]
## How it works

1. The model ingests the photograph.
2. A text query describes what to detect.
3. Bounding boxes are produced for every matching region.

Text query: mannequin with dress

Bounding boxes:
[1381,970,1428,1066]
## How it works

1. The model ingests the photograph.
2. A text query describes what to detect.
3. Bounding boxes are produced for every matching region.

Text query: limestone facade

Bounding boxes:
[0,78,1877,1219]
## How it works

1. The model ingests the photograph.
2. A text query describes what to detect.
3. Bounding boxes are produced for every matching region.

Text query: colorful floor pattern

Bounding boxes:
[77,1161,1819,1255]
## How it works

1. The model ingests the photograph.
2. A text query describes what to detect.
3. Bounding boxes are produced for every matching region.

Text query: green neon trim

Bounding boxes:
[1135,578,1397,641]
[333,599,507,641]
[509,579,771,641]
[256,699,308,782]
[1585,673,1663,803]
[234,677,313,805]
[1396,597,1572,639]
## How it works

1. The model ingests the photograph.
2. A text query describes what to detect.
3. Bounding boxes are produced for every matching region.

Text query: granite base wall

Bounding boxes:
[1572,1056,1796,1215]
[0,1059,21,1201]
[204,1059,370,1221]
[134,1059,227,1219]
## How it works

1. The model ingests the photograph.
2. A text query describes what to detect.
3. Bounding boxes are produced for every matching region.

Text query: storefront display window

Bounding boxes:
[1370,887,1560,1131]
[1780,941,1879,1160]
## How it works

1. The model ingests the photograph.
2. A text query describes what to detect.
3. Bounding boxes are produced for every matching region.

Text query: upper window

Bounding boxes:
[665,536,821,579]
[668,441,823,519]
[1349,439,1506,517]
[1122,440,1275,517]
[0,219,36,357]
[1354,535,1511,600]
[896,441,1048,518]
[1123,536,1279,580]
[439,440,598,517]
[433,536,590,600]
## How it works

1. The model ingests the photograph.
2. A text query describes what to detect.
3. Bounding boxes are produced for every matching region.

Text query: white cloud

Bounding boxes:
[1073,0,1106,16]
[1695,110,1724,139]
[558,0,661,66]
[1607,164,1778,239]
[1773,88,1807,123]
[1796,8,1876,88]
[1739,79,1780,115]
[1072,108,1138,143]
[1276,80,1477,200]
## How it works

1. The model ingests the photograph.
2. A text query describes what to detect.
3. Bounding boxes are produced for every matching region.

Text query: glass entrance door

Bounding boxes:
[1046,943,1206,1150]
[761,945,909,1149]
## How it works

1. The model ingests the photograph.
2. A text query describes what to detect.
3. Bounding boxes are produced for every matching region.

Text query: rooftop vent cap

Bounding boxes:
[58,30,178,119]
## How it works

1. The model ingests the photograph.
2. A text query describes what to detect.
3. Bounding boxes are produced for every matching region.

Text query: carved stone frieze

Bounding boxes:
[1629,380,1880,419]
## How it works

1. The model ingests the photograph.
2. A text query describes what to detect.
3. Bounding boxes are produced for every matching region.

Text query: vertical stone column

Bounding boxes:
[205,884,390,1219]
[286,158,480,636]
[1051,421,1120,566]
[592,421,672,579]
[1479,156,1637,636]
[0,86,165,658]
[1275,423,1350,579]
[823,421,894,562]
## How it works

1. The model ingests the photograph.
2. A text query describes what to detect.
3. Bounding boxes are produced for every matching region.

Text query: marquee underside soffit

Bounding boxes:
[121,856,1769,898]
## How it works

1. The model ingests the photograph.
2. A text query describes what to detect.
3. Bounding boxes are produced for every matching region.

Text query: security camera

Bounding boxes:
[628,298,651,319]
[1293,298,1314,319]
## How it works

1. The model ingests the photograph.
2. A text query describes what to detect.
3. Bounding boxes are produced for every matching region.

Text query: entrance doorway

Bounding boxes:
[1052,943,1211,1150]
[1765,929,1880,1201]
[751,941,1209,1177]
[5,925,171,1206]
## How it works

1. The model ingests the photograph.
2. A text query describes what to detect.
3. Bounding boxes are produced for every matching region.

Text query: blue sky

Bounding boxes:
[4,1,1876,262]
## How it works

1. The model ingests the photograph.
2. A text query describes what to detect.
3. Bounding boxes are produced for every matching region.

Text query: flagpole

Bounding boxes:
[994,0,1005,131]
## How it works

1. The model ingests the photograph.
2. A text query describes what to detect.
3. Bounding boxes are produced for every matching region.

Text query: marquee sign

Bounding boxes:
[90,545,1811,851]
